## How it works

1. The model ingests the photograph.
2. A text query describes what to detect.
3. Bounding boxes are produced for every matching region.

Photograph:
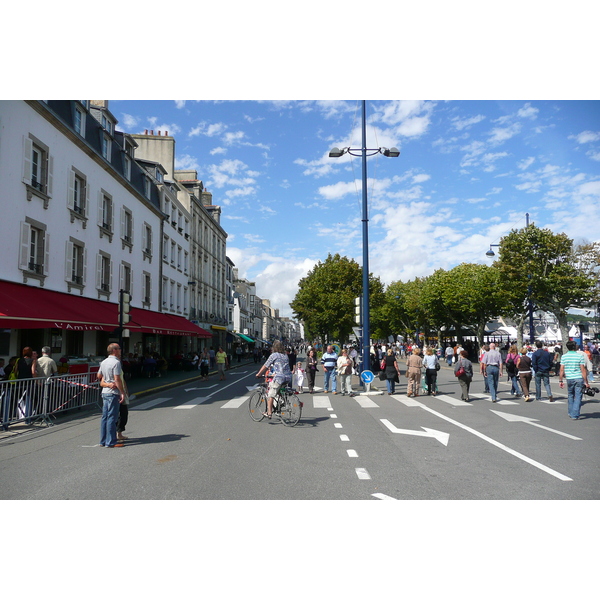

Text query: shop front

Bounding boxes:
[0,280,210,363]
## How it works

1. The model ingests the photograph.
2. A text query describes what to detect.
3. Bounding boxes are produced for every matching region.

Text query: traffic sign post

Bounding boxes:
[360,369,374,394]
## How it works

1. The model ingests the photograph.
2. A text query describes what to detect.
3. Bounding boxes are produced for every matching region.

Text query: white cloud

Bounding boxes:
[205,158,258,194]
[488,122,521,144]
[588,151,600,161]
[120,113,139,130]
[146,117,180,136]
[210,147,227,155]
[174,101,186,109]
[317,180,359,201]
[189,121,228,137]
[518,156,535,170]
[517,102,539,119]
[294,154,335,178]
[452,114,486,130]
[175,154,200,170]
[412,173,430,184]
[571,130,600,144]
[223,131,246,145]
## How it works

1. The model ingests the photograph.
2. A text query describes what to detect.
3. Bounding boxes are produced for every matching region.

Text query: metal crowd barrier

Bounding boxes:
[0,373,101,430]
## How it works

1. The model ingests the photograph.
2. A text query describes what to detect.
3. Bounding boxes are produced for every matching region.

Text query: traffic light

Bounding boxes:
[119,290,131,326]
[354,296,362,324]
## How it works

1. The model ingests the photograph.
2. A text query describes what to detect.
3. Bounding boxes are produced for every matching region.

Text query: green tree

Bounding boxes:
[496,225,599,345]
[290,253,384,343]
[418,264,509,346]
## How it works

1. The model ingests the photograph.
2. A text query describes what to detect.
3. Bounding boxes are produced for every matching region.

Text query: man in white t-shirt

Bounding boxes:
[97,343,125,448]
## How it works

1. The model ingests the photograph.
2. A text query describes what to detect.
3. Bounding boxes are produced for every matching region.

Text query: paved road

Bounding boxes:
[1,359,598,500]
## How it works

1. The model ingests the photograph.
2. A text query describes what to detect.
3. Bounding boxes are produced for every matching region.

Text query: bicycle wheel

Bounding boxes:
[248,388,267,422]
[280,392,302,427]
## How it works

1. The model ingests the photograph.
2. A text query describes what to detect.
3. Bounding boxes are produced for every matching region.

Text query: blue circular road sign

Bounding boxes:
[360,370,375,384]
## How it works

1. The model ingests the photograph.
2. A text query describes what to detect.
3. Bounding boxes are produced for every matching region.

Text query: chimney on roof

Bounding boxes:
[165,130,168,136]
[150,130,154,135]
[144,129,148,135]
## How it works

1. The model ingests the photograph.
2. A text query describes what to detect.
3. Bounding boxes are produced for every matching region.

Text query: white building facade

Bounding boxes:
[0,100,210,363]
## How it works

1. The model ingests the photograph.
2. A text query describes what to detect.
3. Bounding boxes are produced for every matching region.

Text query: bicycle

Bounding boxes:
[248,381,302,426]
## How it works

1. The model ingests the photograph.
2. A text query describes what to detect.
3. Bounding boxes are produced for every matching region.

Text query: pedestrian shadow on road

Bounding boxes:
[119,433,190,446]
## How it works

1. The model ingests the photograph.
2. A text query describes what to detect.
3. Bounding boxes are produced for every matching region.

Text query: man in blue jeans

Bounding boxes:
[558,341,590,419]
[480,342,502,402]
[97,343,125,448]
[320,345,338,394]
[531,340,554,402]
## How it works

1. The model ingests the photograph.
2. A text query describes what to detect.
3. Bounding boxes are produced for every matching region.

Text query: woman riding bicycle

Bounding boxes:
[256,341,292,419]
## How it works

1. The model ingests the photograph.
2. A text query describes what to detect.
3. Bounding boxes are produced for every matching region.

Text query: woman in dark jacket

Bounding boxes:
[306,349,318,394]
[383,349,400,394]
[454,349,474,402]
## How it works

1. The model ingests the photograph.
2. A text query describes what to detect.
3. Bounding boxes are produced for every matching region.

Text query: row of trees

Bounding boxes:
[290,225,600,349]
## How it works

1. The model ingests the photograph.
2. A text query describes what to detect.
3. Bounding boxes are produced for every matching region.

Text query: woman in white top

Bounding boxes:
[422,347,440,396]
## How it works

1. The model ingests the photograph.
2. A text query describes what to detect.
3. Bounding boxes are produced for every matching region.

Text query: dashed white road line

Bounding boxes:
[347,449,358,457]
[355,468,371,480]
[372,493,397,500]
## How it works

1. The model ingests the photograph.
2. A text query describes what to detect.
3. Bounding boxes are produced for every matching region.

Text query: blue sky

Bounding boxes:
[109,99,600,317]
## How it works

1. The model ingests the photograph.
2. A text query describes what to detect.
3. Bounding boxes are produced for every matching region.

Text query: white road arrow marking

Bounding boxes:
[380,418,450,446]
[411,400,573,481]
[131,397,172,411]
[490,410,582,440]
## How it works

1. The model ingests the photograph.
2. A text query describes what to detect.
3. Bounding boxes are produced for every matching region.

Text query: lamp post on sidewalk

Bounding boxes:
[329,101,399,372]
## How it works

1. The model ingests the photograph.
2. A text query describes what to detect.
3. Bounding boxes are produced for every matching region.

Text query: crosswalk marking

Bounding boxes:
[173,397,209,409]
[390,394,422,407]
[313,396,332,409]
[469,393,518,405]
[130,397,172,411]
[221,396,249,408]
[433,393,472,407]
[354,396,379,408]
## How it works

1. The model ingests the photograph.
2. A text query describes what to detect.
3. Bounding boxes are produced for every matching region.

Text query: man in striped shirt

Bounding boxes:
[320,345,338,394]
[558,341,590,420]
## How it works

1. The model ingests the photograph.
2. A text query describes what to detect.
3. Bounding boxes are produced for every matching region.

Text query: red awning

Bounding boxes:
[0,281,211,337]
[0,280,118,331]
[129,308,211,338]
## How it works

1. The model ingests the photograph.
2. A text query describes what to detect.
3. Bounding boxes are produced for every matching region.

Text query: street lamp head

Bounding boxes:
[382,147,400,158]
[329,147,345,158]
[486,249,496,257]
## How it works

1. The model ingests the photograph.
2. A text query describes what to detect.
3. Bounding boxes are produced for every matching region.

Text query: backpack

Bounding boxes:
[506,355,516,375]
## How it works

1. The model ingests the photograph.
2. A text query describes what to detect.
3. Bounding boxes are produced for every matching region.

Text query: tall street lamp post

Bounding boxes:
[329,101,399,372]
[486,212,535,343]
